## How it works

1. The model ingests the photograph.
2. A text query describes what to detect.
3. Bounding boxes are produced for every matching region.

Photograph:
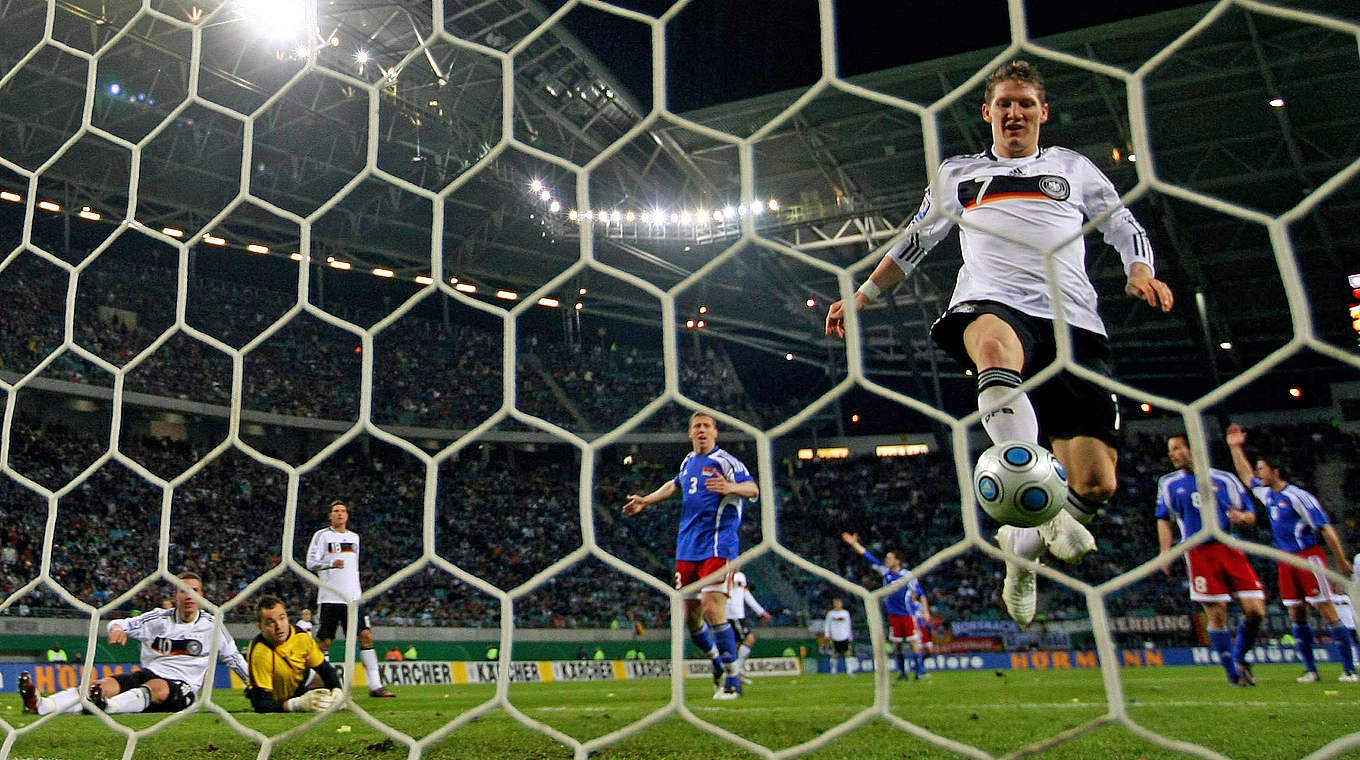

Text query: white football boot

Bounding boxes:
[1038,509,1096,563]
[997,525,1037,626]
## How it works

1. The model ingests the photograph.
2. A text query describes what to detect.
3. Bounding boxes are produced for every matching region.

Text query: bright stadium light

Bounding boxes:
[354,48,370,65]
[372,267,394,278]
[454,282,477,293]
[0,190,21,202]
[537,297,560,308]
[530,179,543,193]
[37,200,60,212]
[549,200,561,214]
[414,275,434,285]
[1269,97,1285,108]
[78,207,101,221]
[246,243,269,254]
[237,0,308,41]
[160,226,183,238]
[203,233,226,246]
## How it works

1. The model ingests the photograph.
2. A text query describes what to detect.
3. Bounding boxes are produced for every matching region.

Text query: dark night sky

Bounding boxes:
[556,0,1211,112]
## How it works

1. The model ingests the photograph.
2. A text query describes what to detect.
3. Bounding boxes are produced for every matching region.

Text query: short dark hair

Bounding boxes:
[327,499,348,510]
[255,595,286,622]
[985,59,1047,104]
[1256,452,1292,481]
[177,571,202,584]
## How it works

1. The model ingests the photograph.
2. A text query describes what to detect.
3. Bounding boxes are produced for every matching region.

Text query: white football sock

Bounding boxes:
[361,648,384,690]
[977,369,1039,445]
[39,688,84,715]
[105,686,150,714]
[736,643,751,674]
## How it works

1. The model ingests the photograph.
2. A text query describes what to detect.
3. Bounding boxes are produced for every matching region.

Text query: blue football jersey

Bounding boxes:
[863,550,915,617]
[1155,467,1252,541]
[672,447,754,561]
[1253,479,1330,553]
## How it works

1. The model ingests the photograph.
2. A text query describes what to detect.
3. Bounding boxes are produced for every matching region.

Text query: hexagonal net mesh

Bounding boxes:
[1,0,1358,759]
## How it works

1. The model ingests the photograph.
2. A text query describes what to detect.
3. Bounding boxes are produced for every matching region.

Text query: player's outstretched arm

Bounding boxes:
[841,532,866,555]
[107,624,128,646]
[826,257,908,338]
[1124,262,1173,312]
[1224,424,1255,488]
[623,480,678,516]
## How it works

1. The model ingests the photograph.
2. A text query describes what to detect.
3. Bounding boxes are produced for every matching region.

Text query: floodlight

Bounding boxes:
[237,0,308,41]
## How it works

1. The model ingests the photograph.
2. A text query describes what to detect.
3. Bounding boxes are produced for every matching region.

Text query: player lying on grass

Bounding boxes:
[246,595,344,712]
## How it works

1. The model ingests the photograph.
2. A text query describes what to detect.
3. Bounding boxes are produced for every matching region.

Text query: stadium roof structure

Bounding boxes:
[0,0,1356,424]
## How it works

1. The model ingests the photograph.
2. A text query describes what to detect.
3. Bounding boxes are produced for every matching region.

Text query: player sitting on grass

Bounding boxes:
[20,572,248,716]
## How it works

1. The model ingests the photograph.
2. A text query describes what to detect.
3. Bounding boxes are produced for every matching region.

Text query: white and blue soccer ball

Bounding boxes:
[973,441,1069,528]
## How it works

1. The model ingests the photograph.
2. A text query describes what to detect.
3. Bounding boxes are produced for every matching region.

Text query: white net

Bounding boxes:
[1,0,1358,758]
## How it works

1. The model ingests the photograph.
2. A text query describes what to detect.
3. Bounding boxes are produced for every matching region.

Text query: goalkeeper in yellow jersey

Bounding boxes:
[246,596,343,713]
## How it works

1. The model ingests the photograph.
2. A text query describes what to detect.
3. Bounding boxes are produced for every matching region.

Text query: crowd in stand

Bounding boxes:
[0,257,801,432]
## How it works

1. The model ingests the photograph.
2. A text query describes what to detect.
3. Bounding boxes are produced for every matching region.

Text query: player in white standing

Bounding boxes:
[1225,425,1356,682]
[725,571,772,684]
[19,572,248,715]
[824,598,854,675]
[826,60,1174,626]
[305,500,395,698]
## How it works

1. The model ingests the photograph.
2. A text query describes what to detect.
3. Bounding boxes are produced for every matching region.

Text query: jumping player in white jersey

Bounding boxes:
[825,60,1175,626]
[624,411,759,700]
[19,572,248,715]
[305,500,395,698]
[724,571,772,684]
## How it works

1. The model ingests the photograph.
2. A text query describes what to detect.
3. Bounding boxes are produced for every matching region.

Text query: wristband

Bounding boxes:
[856,280,881,303]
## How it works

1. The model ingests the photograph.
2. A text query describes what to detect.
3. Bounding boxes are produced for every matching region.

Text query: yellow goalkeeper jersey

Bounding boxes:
[247,626,326,702]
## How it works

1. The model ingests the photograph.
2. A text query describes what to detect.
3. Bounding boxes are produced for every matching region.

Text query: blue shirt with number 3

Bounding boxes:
[673,447,754,561]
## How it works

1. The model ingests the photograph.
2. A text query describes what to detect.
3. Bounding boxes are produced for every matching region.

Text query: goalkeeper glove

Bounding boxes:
[284,689,334,712]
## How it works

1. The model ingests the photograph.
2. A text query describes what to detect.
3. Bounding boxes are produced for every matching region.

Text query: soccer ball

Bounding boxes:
[973,441,1068,528]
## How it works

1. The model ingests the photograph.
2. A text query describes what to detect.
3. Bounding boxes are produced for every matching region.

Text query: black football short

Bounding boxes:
[931,300,1120,447]
[316,602,373,641]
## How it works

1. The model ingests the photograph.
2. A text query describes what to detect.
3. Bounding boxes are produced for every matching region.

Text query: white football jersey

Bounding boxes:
[306,527,364,604]
[884,145,1154,338]
[724,572,768,621]
[824,609,853,642]
[110,608,247,688]
[294,618,314,633]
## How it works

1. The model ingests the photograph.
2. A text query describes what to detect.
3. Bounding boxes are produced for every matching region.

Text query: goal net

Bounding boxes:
[1,0,1358,758]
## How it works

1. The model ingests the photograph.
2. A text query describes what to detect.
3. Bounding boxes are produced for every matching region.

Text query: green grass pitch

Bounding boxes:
[5,665,1359,759]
